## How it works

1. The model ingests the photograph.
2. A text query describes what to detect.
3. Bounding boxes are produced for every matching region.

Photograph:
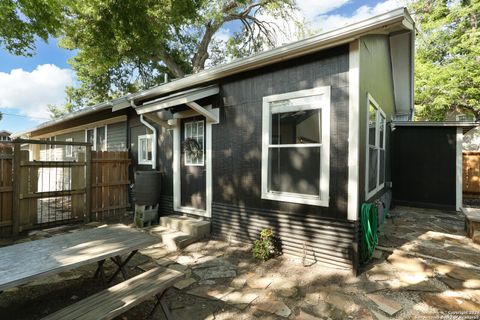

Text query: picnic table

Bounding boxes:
[0,224,160,292]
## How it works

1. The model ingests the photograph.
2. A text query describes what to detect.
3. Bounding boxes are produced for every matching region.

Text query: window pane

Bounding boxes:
[186,123,191,138]
[379,116,385,148]
[269,147,320,195]
[184,121,204,165]
[147,137,152,160]
[271,109,320,144]
[86,129,94,146]
[379,149,385,185]
[97,127,106,151]
[368,104,376,146]
[368,147,378,192]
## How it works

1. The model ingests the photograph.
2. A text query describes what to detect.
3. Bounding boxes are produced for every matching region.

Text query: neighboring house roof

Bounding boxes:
[15,7,414,138]
[0,130,11,136]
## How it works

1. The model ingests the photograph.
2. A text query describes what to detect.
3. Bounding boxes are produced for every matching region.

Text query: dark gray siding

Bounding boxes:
[128,110,174,194]
[212,46,349,217]
[151,45,354,267]
[107,122,127,151]
[209,45,352,267]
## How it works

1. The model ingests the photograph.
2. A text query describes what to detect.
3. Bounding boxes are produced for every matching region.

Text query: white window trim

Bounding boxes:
[138,134,153,165]
[365,94,386,200]
[348,40,360,221]
[184,120,205,166]
[65,138,73,157]
[85,125,108,151]
[456,127,463,211]
[261,86,331,207]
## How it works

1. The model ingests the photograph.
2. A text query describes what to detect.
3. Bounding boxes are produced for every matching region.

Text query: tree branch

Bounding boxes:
[192,21,222,73]
[156,49,185,78]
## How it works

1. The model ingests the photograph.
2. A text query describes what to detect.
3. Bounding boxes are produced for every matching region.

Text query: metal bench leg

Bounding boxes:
[148,291,175,320]
[94,259,106,283]
[107,250,138,283]
[110,256,128,279]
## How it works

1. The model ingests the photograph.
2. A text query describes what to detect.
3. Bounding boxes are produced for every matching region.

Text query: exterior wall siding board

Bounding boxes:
[55,131,86,160]
[107,122,127,151]
[154,45,354,267]
[128,110,174,195]
[211,203,354,268]
[358,35,396,203]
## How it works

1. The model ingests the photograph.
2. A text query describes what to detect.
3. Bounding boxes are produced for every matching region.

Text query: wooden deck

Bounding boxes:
[0,224,159,292]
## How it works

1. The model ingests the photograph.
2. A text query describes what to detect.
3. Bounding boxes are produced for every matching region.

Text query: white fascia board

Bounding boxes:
[136,86,219,115]
[12,101,113,138]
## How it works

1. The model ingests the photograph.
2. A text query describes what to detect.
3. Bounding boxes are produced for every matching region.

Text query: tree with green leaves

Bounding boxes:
[0,1,301,117]
[0,0,63,56]
[51,0,300,115]
[411,0,480,121]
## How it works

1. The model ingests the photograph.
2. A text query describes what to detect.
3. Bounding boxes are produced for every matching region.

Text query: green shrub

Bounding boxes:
[252,229,275,261]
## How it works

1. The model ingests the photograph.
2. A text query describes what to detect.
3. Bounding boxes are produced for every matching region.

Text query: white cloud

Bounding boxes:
[296,0,351,20]
[213,28,231,43]
[0,64,73,121]
[311,0,403,32]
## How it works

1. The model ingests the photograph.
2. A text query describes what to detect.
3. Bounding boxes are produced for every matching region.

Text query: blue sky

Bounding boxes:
[0,0,401,134]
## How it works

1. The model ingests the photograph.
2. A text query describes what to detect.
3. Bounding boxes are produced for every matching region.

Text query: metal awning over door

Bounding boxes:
[133,85,220,123]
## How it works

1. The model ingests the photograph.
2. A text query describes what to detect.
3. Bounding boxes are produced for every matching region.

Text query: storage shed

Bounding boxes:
[392,122,477,211]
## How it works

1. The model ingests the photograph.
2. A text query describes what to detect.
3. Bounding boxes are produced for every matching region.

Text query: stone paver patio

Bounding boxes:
[1,206,480,319]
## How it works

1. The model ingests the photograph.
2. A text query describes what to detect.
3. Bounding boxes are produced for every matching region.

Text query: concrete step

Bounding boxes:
[159,215,210,239]
[146,225,197,251]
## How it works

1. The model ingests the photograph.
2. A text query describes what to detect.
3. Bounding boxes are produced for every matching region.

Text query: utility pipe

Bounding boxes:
[139,115,157,170]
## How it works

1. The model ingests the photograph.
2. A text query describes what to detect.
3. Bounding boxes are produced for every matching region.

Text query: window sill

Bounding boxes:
[138,161,153,165]
[262,192,329,207]
[365,183,386,201]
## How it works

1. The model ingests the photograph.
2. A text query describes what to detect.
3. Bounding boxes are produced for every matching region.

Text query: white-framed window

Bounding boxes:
[65,138,73,157]
[261,86,331,207]
[85,126,107,151]
[138,134,153,165]
[184,120,204,166]
[366,94,386,199]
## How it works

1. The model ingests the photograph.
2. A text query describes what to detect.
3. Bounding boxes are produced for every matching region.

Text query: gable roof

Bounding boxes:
[15,7,413,137]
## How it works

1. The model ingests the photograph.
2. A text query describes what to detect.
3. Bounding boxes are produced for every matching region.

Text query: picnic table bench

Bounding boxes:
[0,224,160,292]
[41,267,184,320]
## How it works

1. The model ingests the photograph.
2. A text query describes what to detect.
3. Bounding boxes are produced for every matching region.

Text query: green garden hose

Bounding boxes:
[360,203,378,264]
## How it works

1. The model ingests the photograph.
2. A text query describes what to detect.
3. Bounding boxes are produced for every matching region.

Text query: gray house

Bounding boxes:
[16,8,417,270]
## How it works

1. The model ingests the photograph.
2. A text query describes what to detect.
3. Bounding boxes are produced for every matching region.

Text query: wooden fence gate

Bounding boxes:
[0,147,13,237]
[91,151,130,220]
[463,151,480,195]
[0,140,131,238]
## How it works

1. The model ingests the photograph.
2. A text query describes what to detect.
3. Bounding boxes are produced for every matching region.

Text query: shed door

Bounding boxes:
[180,116,206,210]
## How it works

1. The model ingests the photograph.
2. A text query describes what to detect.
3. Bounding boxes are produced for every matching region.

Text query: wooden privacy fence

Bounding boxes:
[0,147,13,237]
[463,151,480,194]
[0,140,131,238]
[91,151,130,220]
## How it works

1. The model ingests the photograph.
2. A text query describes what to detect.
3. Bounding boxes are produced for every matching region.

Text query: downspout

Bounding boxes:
[132,98,157,171]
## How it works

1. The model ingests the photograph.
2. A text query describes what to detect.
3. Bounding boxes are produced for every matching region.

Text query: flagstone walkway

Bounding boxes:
[1,206,480,319]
